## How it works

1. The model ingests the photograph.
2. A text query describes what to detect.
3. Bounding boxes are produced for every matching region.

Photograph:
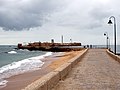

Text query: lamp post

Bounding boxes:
[108,16,117,55]
[109,37,111,50]
[104,32,109,49]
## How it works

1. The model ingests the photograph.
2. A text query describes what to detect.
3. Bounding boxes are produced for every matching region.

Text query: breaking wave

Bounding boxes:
[0,52,52,87]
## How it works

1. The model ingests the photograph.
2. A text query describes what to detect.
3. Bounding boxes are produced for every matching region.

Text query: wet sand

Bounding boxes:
[1,50,84,90]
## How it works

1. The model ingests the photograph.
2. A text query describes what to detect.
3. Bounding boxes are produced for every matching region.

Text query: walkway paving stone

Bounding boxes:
[52,49,120,90]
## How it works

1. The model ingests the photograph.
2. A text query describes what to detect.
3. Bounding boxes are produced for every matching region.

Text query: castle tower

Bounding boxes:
[61,35,63,44]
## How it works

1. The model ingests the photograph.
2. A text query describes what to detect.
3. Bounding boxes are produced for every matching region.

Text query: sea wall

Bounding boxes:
[106,50,120,63]
[22,49,88,90]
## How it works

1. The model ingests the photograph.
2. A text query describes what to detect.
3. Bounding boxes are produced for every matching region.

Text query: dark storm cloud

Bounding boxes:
[0,0,64,30]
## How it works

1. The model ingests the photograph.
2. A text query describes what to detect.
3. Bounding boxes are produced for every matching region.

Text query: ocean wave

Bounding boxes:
[0,52,52,86]
[8,51,17,54]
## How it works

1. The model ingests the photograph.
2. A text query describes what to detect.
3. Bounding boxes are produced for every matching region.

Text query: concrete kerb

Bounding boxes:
[54,63,72,80]
[106,49,120,63]
[67,49,88,67]
[46,72,60,90]
[22,49,88,90]
[22,71,59,90]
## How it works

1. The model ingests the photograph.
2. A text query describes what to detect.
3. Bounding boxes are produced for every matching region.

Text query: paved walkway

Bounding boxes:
[52,49,120,90]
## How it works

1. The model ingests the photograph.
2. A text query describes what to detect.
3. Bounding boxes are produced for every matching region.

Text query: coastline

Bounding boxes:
[1,50,84,90]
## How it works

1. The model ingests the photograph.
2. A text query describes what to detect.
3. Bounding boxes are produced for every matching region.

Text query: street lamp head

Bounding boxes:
[108,20,113,24]
[104,33,106,36]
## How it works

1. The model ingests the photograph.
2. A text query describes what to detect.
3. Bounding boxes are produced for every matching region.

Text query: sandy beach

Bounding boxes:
[1,50,84,90]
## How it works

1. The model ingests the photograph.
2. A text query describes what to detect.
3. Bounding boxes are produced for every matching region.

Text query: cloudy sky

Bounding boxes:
[0,0,120,45]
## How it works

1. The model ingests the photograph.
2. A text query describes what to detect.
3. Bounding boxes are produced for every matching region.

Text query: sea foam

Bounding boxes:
[8,51,17,54]
[0,52,52,87]
[0,79,8,88]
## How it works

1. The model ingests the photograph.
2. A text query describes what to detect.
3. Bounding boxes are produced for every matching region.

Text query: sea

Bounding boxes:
[0,45,52,87]
[92,45,120,54]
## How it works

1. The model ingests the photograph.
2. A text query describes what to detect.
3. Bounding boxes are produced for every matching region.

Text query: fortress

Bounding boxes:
[18,39,82,52]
